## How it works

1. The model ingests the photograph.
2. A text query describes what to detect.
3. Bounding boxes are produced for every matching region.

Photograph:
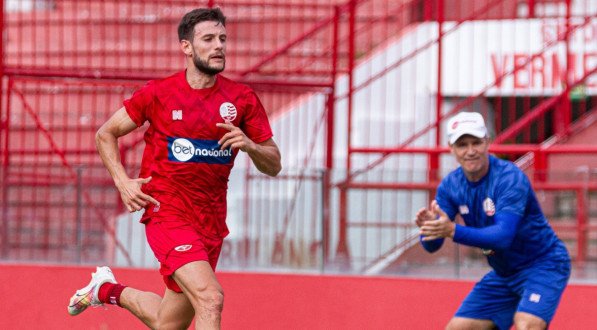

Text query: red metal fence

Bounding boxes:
[1,0,597,279]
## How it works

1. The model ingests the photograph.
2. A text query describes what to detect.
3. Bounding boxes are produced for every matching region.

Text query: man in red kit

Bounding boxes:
[67,7,281,330]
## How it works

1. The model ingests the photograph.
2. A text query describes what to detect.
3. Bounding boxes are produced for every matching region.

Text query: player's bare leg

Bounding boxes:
[513,312,547,330]
[120,287,194,329]
[173,261,225,330]
[446,317,495,330]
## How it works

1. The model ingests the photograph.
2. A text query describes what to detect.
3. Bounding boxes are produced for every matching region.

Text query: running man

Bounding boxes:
[67,8,281,330]
[415,111,570,330]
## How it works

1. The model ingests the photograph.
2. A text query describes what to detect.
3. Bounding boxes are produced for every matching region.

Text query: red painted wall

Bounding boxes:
[0,264,595,329]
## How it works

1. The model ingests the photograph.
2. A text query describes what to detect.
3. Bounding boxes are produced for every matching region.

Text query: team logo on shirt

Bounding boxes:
[219,102,237,123]
[529,293,541,303]
[483,197,495,216]
[172,109,183,120]
[168,137,232,164]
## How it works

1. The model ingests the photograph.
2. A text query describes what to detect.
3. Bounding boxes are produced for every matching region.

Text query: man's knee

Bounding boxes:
[514,312,546,330]
[203,288,224,310]
[154,316,193,330]
[446,317,495,330]
[188,285,224,312]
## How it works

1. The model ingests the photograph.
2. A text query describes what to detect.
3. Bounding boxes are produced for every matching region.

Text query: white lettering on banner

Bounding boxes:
[541,20,597,45]
[438,18,597,96]
[490,52,597,91]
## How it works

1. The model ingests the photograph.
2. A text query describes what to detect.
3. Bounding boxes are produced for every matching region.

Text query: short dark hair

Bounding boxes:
[178,7,227,42]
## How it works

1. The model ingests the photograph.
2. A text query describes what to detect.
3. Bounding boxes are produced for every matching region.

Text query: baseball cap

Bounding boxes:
[446,112,487,144]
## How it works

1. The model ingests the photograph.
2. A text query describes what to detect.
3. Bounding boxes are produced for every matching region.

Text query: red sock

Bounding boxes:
[98,282,127,307]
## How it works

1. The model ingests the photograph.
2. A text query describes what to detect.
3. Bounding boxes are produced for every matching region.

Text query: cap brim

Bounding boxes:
[449,131,486,144]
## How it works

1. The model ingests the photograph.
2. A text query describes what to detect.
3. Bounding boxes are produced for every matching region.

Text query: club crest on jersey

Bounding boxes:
[219,102,237,123]
[172,109,183,120]
[483,197,495,216]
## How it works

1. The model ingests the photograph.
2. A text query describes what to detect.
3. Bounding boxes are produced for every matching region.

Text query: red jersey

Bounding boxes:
[123,71,273,238]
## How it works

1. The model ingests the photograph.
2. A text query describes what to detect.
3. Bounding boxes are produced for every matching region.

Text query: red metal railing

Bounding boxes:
[1,0,596,276]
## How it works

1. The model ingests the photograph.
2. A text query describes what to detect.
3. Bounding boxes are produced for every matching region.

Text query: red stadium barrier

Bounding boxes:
[2,0,597,279]
[0,264,596,329]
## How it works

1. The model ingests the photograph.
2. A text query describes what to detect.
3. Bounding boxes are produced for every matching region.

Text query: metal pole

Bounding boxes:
[335,0,357,270]
[322,5,340,271]
[76,167,83,263]
[320,169,327,274]
[1,78,12,259]
[429,0,444,202]
[0,0,6,259]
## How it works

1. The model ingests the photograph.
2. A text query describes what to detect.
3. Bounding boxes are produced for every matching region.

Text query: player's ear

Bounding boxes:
[180,40,193,57]
[448,142,457,155]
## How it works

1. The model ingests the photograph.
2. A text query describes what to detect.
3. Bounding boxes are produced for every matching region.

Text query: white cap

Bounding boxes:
[447,112,487,144]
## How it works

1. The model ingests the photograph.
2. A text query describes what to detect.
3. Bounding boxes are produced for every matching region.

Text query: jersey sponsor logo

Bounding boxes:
[459,205,469,215]
[219,102,237,123]
[168,137,232,164]
[172,109,183,120]
[529,293,541,303]
[174,244,193,252]
[483,197,495,216]
[170,138,195,162]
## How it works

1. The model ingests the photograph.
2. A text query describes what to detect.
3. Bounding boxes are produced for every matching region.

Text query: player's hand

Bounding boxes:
[216,122,256,152]
[419,200,455,240]
[116,176,160,212]
[415,206,436,228]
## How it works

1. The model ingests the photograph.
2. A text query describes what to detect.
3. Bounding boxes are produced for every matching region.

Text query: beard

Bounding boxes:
[192,54,225,76]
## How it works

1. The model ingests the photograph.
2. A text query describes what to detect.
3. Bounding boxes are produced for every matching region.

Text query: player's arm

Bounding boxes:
[96,107,159,212]
[451,212,521,250]
[421,201,521,250]
[217,123,282,177]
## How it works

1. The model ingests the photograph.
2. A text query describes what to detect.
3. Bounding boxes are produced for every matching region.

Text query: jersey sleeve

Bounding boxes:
[240,89,274,144]
[435,177,458,221]
[123,81,156,127]
[453,212,521,250]
[495,166,529,217]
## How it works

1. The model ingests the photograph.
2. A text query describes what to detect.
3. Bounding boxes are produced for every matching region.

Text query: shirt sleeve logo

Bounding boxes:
[168,137,232,164]
[219,102,237,123]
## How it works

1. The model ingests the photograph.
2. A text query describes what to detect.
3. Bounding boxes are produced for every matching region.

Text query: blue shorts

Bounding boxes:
[455,252,570,330]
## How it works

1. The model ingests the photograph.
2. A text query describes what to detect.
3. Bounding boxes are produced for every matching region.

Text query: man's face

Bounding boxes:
[184,20,227,75]
[450,135,490,180]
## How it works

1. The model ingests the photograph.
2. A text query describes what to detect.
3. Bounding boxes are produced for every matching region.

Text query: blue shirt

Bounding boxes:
[432,155,567,276]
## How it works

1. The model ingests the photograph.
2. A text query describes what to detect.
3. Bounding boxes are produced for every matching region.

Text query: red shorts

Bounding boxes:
[144,218,223,293]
